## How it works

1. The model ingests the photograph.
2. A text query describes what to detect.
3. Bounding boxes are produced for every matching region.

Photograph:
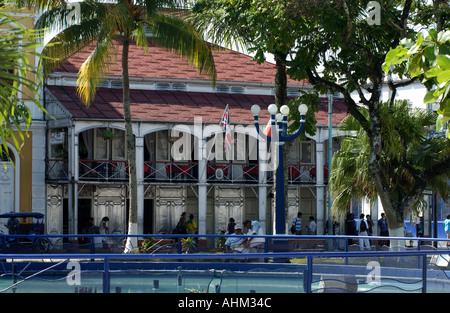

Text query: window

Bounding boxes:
[93,128,127,160]
[94,128,108,159]
[288,139,315,164]
[156,130,169,161]
[112,129,126,160]
[1,149,12,162]
[300,141,313,163]
[49,129,68,159]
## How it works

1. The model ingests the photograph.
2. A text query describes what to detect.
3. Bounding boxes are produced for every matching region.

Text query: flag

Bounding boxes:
[220,104,233,153]
[262,119,272,142]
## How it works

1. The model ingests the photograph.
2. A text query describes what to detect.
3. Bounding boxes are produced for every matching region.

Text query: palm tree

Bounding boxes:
[26,0,216,251]
[330,101,450,240]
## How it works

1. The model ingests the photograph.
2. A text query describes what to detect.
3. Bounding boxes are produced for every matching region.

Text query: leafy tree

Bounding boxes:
[0,6,48,162]
[190,0,450,237]
[279,0,450,236]
[24,0,216,249]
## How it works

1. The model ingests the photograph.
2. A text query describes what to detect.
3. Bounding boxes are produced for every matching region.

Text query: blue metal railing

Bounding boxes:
[0,248,449,293]
[0,233,448,254]
[0,234,449,293]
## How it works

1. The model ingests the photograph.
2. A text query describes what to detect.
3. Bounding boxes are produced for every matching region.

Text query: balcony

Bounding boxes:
[143,161,198,183]
[286,164,327,184]
[46,159,69,181]
[79,160,129,181]
[206,162,259,184]
[46,159,325,185]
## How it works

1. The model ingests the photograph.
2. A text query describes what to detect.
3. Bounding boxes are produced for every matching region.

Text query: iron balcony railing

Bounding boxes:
[46,159,328,185]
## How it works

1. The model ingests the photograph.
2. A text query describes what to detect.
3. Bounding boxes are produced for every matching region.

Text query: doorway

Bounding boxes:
[144,199,154,234]
[78,199,92,240]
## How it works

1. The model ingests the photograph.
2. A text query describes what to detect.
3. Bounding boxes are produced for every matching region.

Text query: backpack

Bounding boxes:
[360,220,367,232]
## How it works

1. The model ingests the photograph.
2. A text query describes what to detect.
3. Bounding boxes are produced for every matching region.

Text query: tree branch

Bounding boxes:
[392,0,413,48]
[305,66,371,133]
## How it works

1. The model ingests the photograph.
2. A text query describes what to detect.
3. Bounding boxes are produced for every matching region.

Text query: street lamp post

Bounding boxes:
[251,103,308,234]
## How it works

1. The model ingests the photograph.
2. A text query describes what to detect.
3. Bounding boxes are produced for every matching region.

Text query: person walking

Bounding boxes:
[444,214,450,248]
[357,214,371,250]
[378,213,390,248]
[186,214,197,234]
[292,212,302,235]
[345,213,357,246]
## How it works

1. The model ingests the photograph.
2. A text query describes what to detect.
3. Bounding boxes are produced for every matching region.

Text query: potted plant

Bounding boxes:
[101,129,115,141]
[181,237,196,253]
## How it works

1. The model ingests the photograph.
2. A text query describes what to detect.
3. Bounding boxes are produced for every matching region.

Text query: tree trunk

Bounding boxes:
[122,34,138,252]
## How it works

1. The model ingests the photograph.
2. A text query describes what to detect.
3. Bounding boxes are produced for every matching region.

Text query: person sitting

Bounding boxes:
[224,226,246,252]
[7,215,19,235]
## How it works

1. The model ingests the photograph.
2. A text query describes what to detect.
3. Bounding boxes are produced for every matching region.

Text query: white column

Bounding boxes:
[136,136,144,234]
[73,132,79,235]
[68,126,77,235]
[196,117,207,236]
[316,141,325,235]
[198,140,207,235]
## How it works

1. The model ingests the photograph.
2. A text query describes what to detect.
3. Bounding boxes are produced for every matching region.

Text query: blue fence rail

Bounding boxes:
[0,248,449,293]
[0,234,450,293]
[0,233,448,254]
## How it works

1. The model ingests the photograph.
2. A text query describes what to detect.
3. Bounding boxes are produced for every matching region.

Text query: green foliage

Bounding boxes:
[135,237,156,253]
[101,129,114,140]
[0,6,50,163]
[384,29,450,137]
[287,91,318,140]
[189,0,303,61]
[216,230,226,251]
[181,236,196,253]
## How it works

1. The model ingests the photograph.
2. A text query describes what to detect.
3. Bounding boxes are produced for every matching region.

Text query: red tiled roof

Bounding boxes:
[47,85,348,125]
[53,38,305,86]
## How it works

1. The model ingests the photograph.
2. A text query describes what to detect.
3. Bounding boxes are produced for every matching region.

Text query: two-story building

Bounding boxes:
[42,38,348,243]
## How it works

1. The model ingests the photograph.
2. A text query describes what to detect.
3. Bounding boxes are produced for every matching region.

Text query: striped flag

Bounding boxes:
[261,119,272,142]
[220,104,233,153]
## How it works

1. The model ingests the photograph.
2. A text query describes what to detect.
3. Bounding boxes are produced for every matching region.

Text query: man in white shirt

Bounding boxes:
[243,219,265,253]
[357,213,371,250]
[307,216,317,235]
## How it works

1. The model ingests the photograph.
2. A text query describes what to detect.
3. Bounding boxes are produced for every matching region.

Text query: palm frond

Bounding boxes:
[14,0,67,11]
[132,22,149,53]
[0,7,48,163]
[76,36,113,105]
[138,0,186,16]
[35,0,107,33]
[188,0,248,53]
[41,19,103,75]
